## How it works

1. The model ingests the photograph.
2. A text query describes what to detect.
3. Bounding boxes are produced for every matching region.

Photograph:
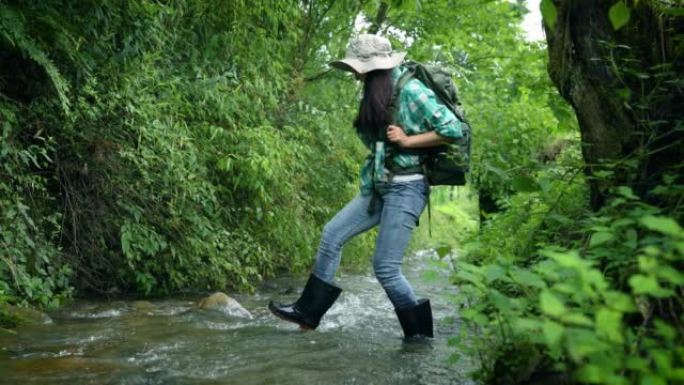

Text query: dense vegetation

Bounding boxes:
[0,0,374,305]
[448,2,684,385]
[1,1,682,384]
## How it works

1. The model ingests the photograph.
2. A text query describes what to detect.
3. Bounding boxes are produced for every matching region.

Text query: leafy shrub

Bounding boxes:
[0,0,371,302]
[452,178,684,385]
[0,96,72,308]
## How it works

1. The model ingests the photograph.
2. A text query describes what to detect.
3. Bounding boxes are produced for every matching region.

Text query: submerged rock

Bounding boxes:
[0,303,52,328]
[0,327,17,336]
[198,292,253,319]
[8,356,119,375]
[131,300,155,313]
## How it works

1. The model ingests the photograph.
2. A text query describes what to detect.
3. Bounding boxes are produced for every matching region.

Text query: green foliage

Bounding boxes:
[447,3,684,384]
[0,0,370,302]
[0,0,575,306]
[0,3,71,114]
[410,186,480,252]
[0,98,72,308]
[609,1,631,31]
[452,176,684,384]
[2,5,680,385]
[377,0,579,219]
[463,143,586,263]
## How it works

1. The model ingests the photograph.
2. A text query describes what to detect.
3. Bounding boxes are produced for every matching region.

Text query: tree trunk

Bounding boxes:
[544,1,684,210]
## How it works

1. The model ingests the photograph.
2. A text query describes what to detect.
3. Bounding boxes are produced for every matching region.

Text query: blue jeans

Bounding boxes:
[312,178,429,309]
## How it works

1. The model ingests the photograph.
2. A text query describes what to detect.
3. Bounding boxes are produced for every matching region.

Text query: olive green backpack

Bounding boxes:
[389,61,472,186]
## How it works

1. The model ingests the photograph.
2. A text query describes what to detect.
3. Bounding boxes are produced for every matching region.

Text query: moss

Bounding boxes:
[0,303,51,328]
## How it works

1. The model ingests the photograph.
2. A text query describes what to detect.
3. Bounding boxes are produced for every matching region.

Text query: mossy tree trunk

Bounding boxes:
[544,1,683,210]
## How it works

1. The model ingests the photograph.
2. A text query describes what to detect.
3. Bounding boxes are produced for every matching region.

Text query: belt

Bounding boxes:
[390,173,424,183]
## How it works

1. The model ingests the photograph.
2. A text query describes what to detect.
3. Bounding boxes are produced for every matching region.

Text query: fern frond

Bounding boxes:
[0,3,71,115]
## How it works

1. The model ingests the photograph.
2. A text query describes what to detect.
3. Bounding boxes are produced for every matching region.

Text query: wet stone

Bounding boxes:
[131,301,155,313]
[197,292,253,319]
[0,303,52,327]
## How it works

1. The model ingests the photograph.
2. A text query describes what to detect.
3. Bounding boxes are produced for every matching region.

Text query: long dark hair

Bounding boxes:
[353,69,394,141]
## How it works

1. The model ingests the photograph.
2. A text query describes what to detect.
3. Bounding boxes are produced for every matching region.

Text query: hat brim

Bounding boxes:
[329,52,406,74]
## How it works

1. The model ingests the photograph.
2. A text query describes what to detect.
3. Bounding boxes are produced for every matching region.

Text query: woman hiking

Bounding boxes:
[268,34,464,339]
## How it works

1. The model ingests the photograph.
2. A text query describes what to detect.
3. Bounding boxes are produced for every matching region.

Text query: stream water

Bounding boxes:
[0,251,474,385]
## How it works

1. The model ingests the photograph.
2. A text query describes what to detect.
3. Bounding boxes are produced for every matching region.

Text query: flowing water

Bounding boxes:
[0,251,474,385]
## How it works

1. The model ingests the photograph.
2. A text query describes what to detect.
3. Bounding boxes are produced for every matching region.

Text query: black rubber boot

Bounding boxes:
[268,274,342,330]
[395,298,434,339]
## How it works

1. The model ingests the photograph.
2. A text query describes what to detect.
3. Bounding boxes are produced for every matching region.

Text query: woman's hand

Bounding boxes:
[387,125,410,148]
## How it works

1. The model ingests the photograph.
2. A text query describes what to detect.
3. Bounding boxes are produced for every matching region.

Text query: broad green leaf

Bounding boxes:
[616,87,632,100]
[640,215,683,237]
[629,274,658,293]
[609,1,631,30]
[590,231,614,247]
[638,256,658,272]
[565,329,609,361]
[656,265,684,285]
[535,260,561,280]
[511,174,541,193]
[542,249,585,269]
[540,0,558,29]
[603,291,637,312]
[670,368,684,380]
[625,228,638,249]
[612,218,635,228]
[596,308,623,343]
[625,356,649,371]
[629,274,674,298]
[651,349,673,373]
[553,283,578,295]
[615,186,638,199]
[575,364,605,383]
[454,270,485,288]
[484,162,507,180]
[676,242,684,255]
[640,374,667,385]
[482,264,507,283]
[489,289,515,312]
[435,245,451,258]
[540,290,566,317]
[543,320,564,348]
[509,268,546,288]
[561,312,594,327]
[586,269,609,291]
[653,319,677,340]
[514,317,543,333]
[460,308,488,326]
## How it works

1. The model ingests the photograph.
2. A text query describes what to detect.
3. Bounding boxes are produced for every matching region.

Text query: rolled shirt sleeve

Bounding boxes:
[399,79,464,140]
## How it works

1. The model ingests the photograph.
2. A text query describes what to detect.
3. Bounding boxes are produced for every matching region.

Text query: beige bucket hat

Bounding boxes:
[329,34,406,74]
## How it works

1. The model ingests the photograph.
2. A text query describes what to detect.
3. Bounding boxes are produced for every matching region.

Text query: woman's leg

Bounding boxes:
[313,193,382,283]
[372,179,428,309]
[269,193,381,330]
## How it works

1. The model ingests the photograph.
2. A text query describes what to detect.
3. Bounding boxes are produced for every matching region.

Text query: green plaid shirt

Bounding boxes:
[358,66,464,195]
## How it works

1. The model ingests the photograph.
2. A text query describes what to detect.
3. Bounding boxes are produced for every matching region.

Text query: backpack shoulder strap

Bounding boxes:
[388,68,415,125]
[377,67,415,143]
